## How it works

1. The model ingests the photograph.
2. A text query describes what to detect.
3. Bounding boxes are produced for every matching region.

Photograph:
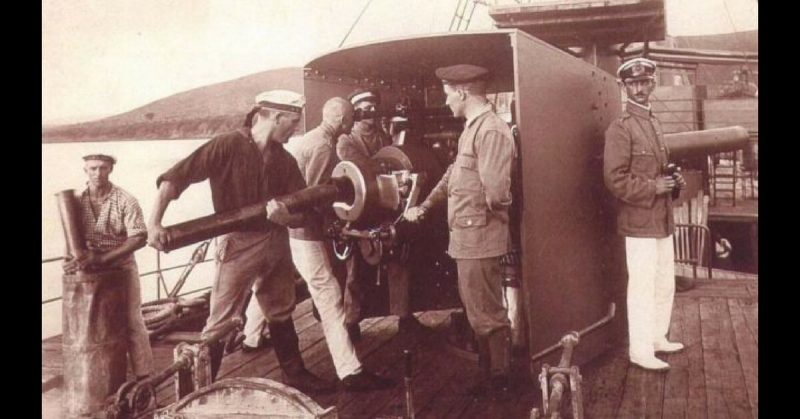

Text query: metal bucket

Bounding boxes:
[62,269,129,418]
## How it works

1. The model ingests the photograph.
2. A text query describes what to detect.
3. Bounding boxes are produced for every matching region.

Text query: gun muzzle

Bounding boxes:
[664,126,749,159]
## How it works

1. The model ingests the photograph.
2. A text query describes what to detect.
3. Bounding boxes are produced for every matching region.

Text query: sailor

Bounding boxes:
[63,154,154,381]
[404,64,517,396]
[336,88,426,343]
[603,57,686,371]
[146,90,336,394]
[288,96,396,391]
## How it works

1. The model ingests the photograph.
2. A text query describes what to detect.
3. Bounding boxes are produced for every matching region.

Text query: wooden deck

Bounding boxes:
[42,274,757,418]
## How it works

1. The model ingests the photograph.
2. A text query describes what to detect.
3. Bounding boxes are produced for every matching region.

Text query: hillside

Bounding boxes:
[672,30,757,52]
[43,30,757,143]
[42,67,303,143]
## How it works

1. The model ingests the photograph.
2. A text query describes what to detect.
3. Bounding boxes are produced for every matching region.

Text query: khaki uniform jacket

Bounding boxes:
[603,101,674,238]
[288,122,340,241]
[421,106,515,259]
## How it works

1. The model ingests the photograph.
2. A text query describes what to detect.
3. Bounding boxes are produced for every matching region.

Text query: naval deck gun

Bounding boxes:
[155,27,749,373]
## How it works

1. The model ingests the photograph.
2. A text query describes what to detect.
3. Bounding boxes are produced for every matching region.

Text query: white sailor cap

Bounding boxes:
[348,88,381,106]
[254,89,305,114]
[617,58,657,83]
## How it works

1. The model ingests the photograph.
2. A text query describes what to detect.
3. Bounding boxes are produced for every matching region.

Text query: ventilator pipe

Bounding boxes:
[55,189,88,260]
[664,126,750,160]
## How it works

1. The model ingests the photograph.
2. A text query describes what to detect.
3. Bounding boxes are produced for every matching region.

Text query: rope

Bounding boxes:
[339,0,373,48]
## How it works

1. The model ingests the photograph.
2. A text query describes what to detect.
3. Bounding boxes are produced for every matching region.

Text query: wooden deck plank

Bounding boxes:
[728,299,759,419]
[291,315,398,411]
[645,359,667,419]
[417,349,481,418]
[728,300,758,418]
[737,298,758,345]
[580,346,629,418]
[364,313,509,419]
[716,299,754,418]
[661,298,689,419]
[699,298,732,419]
[682,300,709,419]
[615,364,650,418]
[334,312,451,417]
[44,275,759,418]
[341,317,450,417]
[619,365,670,418]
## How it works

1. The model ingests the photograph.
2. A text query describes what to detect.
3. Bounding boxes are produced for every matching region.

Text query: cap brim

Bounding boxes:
[623,75,655,83]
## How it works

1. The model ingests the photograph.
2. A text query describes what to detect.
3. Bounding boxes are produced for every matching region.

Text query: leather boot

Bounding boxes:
[467,336,491,398]
[487,327,512,398]
[268,320,337,394]
[207,340,225,382]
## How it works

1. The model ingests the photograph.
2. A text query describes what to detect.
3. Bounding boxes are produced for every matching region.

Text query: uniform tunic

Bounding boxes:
[420,105,516,352]
[603,100,677,361]
[603,101,674,237]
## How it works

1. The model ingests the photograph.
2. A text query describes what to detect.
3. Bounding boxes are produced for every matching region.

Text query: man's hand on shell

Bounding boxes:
[266,199,292,226]
[147,225,170,251]
[61,250,105,274]
[403,206,426,223]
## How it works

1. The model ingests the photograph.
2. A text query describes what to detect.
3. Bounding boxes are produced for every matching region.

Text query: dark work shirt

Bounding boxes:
[157,128,307,232]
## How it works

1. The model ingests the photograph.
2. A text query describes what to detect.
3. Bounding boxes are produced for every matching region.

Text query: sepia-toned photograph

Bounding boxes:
[42,1,758,417]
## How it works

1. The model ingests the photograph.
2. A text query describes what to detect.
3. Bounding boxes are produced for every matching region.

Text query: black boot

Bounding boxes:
[268,320,337,394]
[207,340,225,382]
[467,337,491,398]
[346,321,361,342]
[341,369,395,392]
[487,327,513,399]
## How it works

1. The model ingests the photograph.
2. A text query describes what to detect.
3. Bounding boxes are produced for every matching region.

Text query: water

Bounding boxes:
[42,139,221,339]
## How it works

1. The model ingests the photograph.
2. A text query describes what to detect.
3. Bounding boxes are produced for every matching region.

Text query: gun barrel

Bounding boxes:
[162,183,346,252]
[664,126,749,159]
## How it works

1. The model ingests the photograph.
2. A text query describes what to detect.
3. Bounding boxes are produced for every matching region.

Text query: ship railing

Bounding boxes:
[41,241,215,306]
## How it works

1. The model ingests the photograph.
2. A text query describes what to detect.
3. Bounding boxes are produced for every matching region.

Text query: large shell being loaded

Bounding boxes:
[155,377,337,418]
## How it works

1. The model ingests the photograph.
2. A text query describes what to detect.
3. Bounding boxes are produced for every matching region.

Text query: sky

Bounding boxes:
[42,0,758,125]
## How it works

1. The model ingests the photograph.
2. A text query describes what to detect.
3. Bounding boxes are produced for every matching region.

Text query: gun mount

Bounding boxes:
[158,30,753,370]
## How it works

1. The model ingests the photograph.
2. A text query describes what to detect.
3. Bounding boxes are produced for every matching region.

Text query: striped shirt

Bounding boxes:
[79,183,147,253]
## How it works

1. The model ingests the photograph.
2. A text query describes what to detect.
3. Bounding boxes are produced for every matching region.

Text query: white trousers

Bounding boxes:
[625,235,676,360]
[290,239,362,379]
[243,287,267,347]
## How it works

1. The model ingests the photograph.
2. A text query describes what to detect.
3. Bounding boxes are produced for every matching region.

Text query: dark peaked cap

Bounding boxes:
[435,64,491,85]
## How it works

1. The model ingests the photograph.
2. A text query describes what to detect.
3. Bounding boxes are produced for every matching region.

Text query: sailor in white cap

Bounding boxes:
[336,88,415,342]
[64,153,155,381]
[604,58,686,371]
[147,89,339,394]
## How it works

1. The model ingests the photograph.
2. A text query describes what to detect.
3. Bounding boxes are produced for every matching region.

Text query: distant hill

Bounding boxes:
[672,30,757,52]
[43,30,758,143]
[666,30,758,93]
[42,67,303,143]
